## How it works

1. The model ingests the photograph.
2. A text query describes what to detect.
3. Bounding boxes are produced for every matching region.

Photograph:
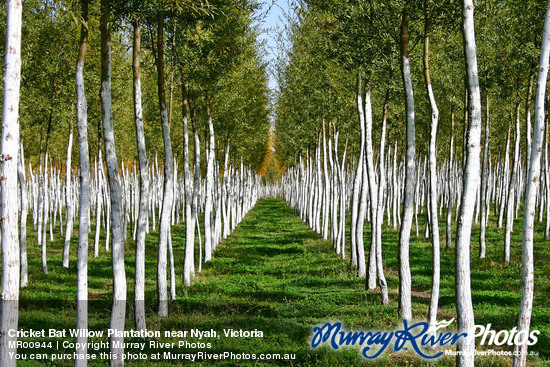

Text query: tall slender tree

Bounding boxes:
[63,117,74,268]
[204,103,215,262]
[100,0,127,363]
[75,1,91,365]
[0,1,22,365]
[132,11,149,330]
[398,8,415,322]
[156,8,174,317]
[18,143,28,289]
[513,1,550,365]
[455,0,483,364]
[423,14,441,334]
[479,96,490,258]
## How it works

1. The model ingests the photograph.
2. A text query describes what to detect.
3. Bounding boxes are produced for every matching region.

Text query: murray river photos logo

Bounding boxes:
[310,319,540,360]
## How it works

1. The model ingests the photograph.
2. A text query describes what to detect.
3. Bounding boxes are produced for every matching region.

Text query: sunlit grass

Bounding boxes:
[12,198,550,366]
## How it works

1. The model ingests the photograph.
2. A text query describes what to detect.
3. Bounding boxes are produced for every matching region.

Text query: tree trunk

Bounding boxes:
[63,119,74,268]
[374,90,389,305]
[499,128,511,228]
[446,109,455,249]
[363,87,378,290]
[393,142,398,229]
[0,1,22,364]
[74,1,90,365]
[101,0,127,363]
[41,152,49,274]
[526,72,534,168]
[338,140,348,259]
[350,76,365,269]
[398,10,415,321]
[204,104,215,262]
[328,127,337,249]
[424,31,441,334]
[133,17,149,330]
[545,116,550,240]
[513,2,550,365]
[222,144,230,239]
[480,95,490,258]
[314,141,321,233]
[156,11,173,318]
[182,84,195,287]
[18,143,28,288]
[322,122,330,240]
[191,130,201,277]
[505,104,521,264]
[455,1,482,364]
[94,153,103,258]
[355,80,368,277]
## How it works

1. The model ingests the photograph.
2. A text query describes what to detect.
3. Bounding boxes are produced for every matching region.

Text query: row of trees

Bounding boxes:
[1,0,271,366]
[274,0,550,366]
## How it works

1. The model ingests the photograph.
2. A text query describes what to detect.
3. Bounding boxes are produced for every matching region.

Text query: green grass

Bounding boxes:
[13,198,550,366]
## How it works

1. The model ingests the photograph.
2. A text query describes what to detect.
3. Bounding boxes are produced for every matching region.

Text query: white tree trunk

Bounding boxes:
[41,152,49,274]
[222,144,230,239]
[393,142,398,229]
[424,33,441,333]
[545,125,550,240]
[63,121,74,268]
[350,77,366,269]
[356,156,368,277]
[505,106,521,264]
[446,112,455,248]
[456,1,482,364]
[18,143,28,288]
[398,14,415,321]
[322,123,330,240]
[191,131,202,277]
[75,1,90,364]
[204,107,215,262]
[156,12,173,318]
[338,142,348,259]
[0,2,22,364]
[100,1,127,363]
[479,96,490,258]
[94,153,103,258]
[364,88,378,289]
[182,89,194,287]
[355,82,369,277]
[132,18,149,330]
[375,95,389,305]
[499,128,511,228]
[513,2,550,364]
[328,130,337,249]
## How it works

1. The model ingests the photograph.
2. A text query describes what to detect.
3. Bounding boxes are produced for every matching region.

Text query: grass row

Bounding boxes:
[12,198,550,366]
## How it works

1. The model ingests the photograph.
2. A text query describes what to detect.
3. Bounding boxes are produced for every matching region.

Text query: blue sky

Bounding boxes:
[255,0,291,92]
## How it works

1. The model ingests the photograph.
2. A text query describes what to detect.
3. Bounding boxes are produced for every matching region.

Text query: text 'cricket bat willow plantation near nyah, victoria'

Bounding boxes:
[1,0,550,366]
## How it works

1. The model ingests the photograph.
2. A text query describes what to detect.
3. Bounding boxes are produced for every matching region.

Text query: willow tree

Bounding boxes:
[397,7,415,322]
[424,22,440,334]
[130,4,149,330]
[75,0,91,365]
[155,7,173,317]
[100,0,127,363]
[0,1,22,366]
[455,0,483,364]
[422,0,453,334]
[514,1,550,365]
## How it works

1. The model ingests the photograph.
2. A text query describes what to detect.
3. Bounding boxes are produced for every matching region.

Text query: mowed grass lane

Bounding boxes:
[16,198,550,366]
